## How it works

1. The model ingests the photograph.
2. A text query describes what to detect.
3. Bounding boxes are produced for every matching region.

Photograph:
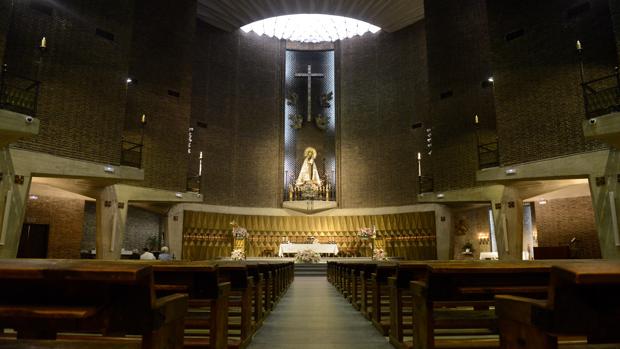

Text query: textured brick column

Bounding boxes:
[490,186,523,261]
[96,185,128,260]
[589,148,620,259]
[0,148,32,258]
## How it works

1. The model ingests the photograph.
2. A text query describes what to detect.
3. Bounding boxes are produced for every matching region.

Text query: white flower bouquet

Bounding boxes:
[230,221,248,239]
[231,248,245,261]
[358,226,376,240]
[373,248,388,261]
[295,249,321,263]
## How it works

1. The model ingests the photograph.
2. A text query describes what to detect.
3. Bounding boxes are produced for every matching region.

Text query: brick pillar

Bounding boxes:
[96,185,128,260]
[0,148,32,258]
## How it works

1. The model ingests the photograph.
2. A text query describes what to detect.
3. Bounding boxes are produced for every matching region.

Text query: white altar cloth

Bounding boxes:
[278,243,339,257]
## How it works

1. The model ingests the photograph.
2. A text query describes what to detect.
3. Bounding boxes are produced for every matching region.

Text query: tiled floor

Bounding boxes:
[247,277,393,349]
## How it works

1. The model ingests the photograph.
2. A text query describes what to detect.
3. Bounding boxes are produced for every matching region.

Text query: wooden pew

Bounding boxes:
[146,261,230,349]
[409,261,551,349]
[0,259,188,349]
[370,263,398,335]
[495,261,620,349]
[217,263,254,349]
[389,261,429,349]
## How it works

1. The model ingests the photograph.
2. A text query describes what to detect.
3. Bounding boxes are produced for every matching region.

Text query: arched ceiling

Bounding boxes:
[196,0,425,33]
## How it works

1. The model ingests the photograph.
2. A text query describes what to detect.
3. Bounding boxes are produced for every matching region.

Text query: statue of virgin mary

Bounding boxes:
[295,147,322,188]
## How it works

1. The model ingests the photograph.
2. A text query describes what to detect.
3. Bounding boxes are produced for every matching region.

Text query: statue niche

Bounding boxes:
[296,147,322,188]
[288,147,332,202]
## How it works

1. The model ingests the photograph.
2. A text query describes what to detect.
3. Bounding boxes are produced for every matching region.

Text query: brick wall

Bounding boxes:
[534,196,601,258]
[0,0,10,62]
[123,0,196,191]
[425,0,497,191]
[82,201,162,252]
[609,0,620,62]
[339,21,428,208]
[191,22,284,207]
[5,0,133,164]
[452,206,492,260]
[487,0,615,165]
[24,195,84,259]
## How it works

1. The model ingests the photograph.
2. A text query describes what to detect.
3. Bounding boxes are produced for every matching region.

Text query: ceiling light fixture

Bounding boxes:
[241,14,381,43]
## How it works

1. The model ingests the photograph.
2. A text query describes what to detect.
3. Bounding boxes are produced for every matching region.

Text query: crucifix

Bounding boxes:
[295,65,324,122]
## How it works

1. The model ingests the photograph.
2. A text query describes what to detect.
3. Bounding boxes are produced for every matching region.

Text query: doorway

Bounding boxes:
[17,224,49,258]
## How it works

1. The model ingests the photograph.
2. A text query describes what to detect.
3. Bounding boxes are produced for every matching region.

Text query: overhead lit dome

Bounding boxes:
[240,14,381,43]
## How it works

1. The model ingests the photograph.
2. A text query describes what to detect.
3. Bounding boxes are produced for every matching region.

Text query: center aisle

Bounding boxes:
[247,277,393,349]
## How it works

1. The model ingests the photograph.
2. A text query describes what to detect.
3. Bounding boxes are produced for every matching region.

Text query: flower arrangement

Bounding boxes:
[295,249,321,263]
[461,241,474,255]
[358,226,376,240]
[373,248,388,261]
[230,220,248,240]
[231,249,245,261]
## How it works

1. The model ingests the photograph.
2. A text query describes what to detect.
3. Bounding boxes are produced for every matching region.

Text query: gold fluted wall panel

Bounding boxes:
[182,211,436,260]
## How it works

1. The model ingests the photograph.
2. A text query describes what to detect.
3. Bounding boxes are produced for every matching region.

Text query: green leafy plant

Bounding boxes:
[461,241,474,254]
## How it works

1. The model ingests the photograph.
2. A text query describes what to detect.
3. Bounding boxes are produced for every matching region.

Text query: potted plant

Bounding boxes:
[461,241,474,255]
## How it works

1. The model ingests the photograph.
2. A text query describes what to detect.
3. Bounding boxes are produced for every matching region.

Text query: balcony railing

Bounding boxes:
[0,71,40,116]
[582,71,620,119]
[418,176,434,194]
[478,141,500,169]
[120,139,143,168]
[187,175,202,193]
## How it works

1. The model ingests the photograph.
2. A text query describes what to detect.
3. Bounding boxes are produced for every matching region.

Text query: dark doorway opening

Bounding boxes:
[17,224,49,258]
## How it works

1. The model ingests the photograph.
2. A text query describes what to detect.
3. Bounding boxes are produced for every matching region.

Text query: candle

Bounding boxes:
[140,114,146,124]
[474,114,479,124]
[576,40,582,50]
[40,37,47,49]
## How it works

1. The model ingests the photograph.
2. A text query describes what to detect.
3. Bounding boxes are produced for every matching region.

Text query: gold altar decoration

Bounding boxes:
[182,211,436,260]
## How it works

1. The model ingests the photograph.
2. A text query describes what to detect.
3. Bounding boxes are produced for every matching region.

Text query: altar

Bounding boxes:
[278,243,339,257]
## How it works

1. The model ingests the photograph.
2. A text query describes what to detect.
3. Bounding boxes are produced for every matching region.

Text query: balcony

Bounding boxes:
[0,71,40,116]
[582,70,620,119]
[478,141,500,169]
[120,140,143,168]
[418,175,434,194]
[187,175,202,193]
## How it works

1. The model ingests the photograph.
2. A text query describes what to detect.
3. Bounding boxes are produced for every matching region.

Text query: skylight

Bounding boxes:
[240,14,381,43]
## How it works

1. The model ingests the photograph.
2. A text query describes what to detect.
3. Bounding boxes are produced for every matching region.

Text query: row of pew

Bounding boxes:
[328,259,620,349]
[0,259,294,349]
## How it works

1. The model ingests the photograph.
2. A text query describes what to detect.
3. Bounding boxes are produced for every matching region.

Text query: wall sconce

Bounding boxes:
[14,175,24,184]
[103,165,115,173]
[478,232,490,245]
[39,36,47,51]
[505,168,517,175]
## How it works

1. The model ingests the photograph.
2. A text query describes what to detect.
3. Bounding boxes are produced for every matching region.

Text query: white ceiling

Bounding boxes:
[197,0,425,33]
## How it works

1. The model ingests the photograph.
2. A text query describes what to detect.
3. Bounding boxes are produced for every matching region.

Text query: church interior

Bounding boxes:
[1,0,620,348]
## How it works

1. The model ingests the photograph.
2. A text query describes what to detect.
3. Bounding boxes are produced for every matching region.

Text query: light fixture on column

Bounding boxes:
[39,36,47,52]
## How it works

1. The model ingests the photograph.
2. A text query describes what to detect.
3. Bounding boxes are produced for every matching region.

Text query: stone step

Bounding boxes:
[294,263,327,277]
